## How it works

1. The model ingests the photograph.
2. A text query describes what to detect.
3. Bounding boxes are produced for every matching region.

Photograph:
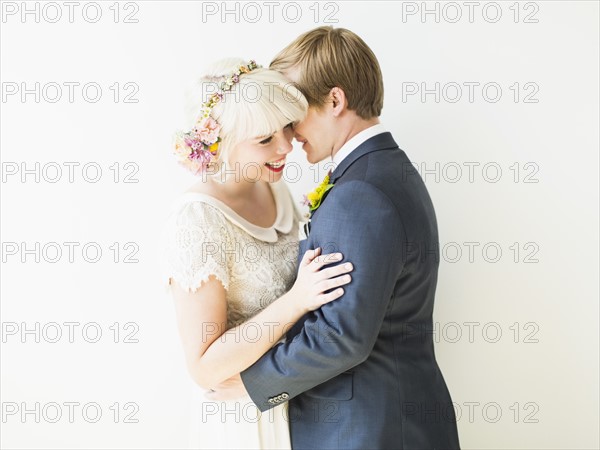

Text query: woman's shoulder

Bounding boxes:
[168,187,231,228]
[183,177,223,197]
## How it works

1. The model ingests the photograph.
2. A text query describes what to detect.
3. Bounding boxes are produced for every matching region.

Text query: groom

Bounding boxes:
[211,26,460,449]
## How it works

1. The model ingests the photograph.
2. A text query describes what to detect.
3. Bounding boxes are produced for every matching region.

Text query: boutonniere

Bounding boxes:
[303,170,335,218]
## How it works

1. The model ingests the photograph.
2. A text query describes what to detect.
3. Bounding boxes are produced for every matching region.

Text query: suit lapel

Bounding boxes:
[307,132,399,227]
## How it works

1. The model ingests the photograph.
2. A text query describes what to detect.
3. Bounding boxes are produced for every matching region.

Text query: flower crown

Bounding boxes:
[173,60,261,175]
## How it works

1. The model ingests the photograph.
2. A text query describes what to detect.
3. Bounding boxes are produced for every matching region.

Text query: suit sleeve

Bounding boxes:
[240,180,406,411]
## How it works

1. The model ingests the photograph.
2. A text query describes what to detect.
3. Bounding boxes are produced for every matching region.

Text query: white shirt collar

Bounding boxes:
[332,123,387,167]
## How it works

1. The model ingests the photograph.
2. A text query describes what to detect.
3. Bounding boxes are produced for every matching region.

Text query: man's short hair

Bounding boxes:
[270,26,384,119]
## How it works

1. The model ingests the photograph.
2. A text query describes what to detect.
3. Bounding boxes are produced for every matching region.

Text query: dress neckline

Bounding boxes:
[174,180,295,243]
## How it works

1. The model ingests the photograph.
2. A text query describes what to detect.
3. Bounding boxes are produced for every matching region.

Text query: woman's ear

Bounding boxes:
[329,87,347,117]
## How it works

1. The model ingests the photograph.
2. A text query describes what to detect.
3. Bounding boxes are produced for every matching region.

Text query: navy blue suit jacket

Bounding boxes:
[241,132,460,449]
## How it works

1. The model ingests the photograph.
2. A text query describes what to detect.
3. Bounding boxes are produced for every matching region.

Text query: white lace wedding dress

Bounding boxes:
[163,179,303,449]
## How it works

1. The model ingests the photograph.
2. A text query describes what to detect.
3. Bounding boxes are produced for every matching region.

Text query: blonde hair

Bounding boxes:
[185,58,308,177]
[270,27,383,119]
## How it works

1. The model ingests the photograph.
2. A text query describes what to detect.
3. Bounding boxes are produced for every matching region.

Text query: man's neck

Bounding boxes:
[330,117,381,160]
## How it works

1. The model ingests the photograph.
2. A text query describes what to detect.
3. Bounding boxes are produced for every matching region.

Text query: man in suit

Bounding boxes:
[210,26,460,449]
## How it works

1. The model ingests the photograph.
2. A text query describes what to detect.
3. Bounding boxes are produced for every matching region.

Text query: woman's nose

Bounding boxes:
[276,136,293,154]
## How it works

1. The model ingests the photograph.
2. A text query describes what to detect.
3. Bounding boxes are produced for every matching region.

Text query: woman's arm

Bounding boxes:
[172,249,353,390]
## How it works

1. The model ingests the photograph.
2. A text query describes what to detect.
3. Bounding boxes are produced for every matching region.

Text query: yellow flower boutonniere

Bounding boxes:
[304,170,335,214]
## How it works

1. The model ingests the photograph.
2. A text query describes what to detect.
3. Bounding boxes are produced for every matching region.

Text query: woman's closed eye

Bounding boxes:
[258,124,294,145]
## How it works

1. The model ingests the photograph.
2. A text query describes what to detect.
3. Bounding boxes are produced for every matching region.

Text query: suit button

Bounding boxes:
[281,393,289,399]
[268,398,275,404]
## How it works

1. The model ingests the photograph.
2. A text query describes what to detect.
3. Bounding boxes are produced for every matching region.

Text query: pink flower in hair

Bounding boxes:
[194,116,221,145]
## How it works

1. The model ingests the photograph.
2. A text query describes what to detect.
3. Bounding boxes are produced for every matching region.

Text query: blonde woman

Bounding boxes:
[163,58,354,449]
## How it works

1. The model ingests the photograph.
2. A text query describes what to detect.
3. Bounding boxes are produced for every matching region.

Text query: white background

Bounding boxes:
[1,1,598,448]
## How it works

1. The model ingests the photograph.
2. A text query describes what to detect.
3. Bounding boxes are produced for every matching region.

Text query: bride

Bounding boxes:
[163,58,354,449]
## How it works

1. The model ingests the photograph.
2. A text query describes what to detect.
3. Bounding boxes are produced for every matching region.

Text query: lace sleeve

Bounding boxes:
[164,201,231,293]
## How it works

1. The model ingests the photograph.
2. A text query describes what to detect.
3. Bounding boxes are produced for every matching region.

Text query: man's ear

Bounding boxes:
[329,87,347,117]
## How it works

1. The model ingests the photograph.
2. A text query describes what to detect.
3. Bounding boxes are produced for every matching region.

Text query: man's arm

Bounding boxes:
[240,180,406,411]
